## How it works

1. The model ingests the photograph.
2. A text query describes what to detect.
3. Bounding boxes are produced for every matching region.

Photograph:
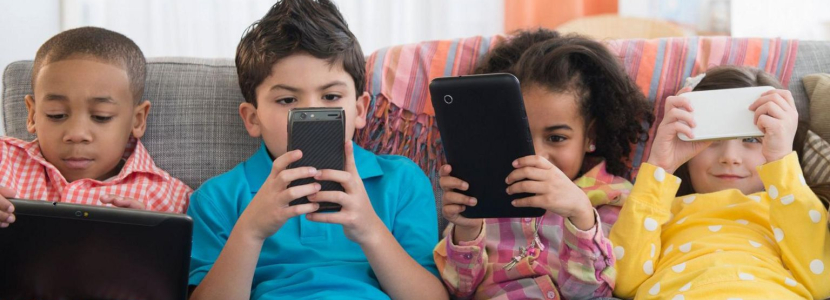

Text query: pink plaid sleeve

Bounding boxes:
[434,223,488,298]
[557,207,616,299]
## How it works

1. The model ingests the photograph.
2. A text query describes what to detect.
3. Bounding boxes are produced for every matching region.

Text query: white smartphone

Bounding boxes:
[677,86,775,141]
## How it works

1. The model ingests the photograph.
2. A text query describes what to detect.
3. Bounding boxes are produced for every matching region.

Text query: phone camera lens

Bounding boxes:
[300,113,307,119]
[75,211,82,217]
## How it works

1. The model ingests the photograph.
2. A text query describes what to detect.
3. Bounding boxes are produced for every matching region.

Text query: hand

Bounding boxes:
[100,194,146,210]
[0,186,17,228]
[750,89,798,162]
[305,141,386,246]
[507,155,595,230]
[237,150,321,241]
[646,88,712,173]
[438,164,483,243]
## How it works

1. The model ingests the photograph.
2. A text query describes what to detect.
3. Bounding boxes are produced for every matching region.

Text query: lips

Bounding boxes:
[714,174,746,180]
[63,157,93,169]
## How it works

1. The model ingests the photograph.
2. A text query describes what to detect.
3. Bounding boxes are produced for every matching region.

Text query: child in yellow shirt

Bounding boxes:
[610,66,830,299]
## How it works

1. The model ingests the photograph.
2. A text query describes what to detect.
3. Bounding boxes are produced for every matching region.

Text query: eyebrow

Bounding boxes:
[269,81,348,93]
[90,97,117,104]
[544,124,574,132]
[42,94,117,104]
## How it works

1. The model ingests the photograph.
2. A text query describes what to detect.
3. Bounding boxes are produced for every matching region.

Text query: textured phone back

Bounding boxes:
[430,74,545,218]
[287,109,345,211]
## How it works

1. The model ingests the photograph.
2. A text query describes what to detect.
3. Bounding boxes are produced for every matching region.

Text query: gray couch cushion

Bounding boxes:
[2,58,259,190]
[789,40,830,121]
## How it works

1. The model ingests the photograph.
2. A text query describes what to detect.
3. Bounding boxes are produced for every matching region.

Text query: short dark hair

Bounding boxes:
[32,26,146,104]
[476,29,653,177]
[235,0,365,106]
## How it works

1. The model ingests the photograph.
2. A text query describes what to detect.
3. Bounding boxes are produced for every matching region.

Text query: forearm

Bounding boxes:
[190,226,264,300]
[362,228,449,300]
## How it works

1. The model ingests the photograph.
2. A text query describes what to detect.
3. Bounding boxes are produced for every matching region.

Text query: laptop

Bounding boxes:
[0,198,193,300]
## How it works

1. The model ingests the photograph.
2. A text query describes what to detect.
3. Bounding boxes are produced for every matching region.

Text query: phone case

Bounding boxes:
[287,107,346,212]
[678,86,773,141]
[430,73,545,218]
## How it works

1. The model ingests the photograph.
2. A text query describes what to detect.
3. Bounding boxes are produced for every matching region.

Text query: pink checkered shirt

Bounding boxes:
[0,137,191,213]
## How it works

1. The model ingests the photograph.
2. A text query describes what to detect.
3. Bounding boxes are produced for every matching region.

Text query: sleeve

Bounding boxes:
[608,163,680,298]
[0,141,18,192]
[390,163,441,278]
[557,208,616,299]
[186,187,235,286]
[433,222,488,299]
[759,152,830,298]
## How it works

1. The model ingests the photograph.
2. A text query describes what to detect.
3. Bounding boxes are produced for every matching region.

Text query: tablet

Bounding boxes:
[678,86,774,141]
[0,199,193,300]
[430,73,545,218]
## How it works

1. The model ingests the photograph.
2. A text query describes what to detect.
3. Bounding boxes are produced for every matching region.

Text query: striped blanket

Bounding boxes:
[354,36,800,182]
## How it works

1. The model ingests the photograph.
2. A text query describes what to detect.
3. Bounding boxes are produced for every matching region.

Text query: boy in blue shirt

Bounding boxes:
[186,1,446,299]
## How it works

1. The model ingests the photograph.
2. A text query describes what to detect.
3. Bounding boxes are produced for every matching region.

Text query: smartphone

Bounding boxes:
[430,73,545,218]
[286,107,346,212]
[677,86,774,141]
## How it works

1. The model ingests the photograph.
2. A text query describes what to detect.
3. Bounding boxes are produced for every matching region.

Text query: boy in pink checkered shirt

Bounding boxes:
[0,27,191,228]
[434,30,653,299]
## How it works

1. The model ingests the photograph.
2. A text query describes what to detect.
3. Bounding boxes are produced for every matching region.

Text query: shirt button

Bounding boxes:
[463,254,473,259]
[547,291,556,299]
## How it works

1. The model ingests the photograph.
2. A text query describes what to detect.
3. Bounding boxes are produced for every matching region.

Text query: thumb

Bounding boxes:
[344,140,358,174]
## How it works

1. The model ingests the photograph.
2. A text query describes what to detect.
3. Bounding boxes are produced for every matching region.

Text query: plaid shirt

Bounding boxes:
[434,161,632,300]
[0,137,190,213]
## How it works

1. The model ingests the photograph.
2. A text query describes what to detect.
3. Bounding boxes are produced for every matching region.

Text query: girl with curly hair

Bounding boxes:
[433,29,653,300]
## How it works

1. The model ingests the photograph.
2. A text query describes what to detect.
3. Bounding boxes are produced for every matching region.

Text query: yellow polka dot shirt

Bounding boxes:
[610,152,830,299]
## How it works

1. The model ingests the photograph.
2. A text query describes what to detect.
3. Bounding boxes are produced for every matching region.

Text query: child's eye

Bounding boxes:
[742,137,762,143]
[276,98,297,105]
[46,114,67,121]
[323,94,342,101]
[92,115,113,123]
[547,135,567,143]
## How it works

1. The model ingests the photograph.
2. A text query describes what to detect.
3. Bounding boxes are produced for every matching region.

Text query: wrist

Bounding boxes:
[452,221,483,244]
[646,157,675,174]
[765,150,792,163]
[568,204,596,231]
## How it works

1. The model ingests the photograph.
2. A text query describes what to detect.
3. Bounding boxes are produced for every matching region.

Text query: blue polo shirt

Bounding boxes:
[187,142,439,299]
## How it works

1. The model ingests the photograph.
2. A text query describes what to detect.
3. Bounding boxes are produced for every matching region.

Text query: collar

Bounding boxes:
[6,137,165,184]
[245,141,384,192]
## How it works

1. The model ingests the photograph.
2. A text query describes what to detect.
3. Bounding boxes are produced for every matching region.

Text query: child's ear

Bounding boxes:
[24,95,36,134]
[353,91,370,130]
[239,102,262,138]
[584,120,597,153]
[131,100,152,139]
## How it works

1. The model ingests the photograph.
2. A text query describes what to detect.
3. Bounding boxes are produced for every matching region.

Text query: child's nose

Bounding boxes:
[62,118,93,144]
[718,140,743,165]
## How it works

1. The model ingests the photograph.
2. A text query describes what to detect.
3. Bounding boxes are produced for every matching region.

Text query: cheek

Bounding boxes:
[549,144,585,179]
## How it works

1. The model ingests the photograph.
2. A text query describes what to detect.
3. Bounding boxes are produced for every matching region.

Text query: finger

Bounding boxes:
[513,155,554,169]
[273,166,319,188]
[307,191,349,205]
[750,92,790,115]
[753,102,787,125]
[506,167,548,185]
[442,191,477,206]
[115,196,146,210]
[278,183,322,204]
[0,211,9,222]
[756,114,782,135]
[662,107,697,128]
[671,122,696,140]
[442,204,467,218]
[3,213,14,224]
[439,164,452,177]
[344,141,358,174]
[506,180,548,195]
[0,197,14,213]
[314,169,352,186]
[270,150,304,179]
[439,175,469,191]
[0,186,17,199]
[285,202,319,217]
[305,211,349,224]
[0,223,8,228]
[665,96,693,114]
[760,89,795,109]
[676,86,693,96]
[511,195,547,208]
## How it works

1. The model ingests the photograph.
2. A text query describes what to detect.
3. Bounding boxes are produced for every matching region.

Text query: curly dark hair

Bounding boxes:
[235,0,365,106]
[475,29,653,177]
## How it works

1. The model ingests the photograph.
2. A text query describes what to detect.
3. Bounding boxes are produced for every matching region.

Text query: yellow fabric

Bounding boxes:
[610,152,830,299]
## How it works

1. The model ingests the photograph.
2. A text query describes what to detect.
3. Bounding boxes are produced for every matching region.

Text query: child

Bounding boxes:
[0,27,191,228]
[610,66,830,299]
[186,1,446,299]
[433,30,653,299]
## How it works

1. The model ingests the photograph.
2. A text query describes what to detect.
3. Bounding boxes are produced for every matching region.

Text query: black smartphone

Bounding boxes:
[286,107,346,212]
[430,73,545,218]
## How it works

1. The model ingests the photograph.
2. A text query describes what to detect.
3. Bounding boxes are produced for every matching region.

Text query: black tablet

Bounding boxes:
[430,73,545,218]
[0,198,193,300]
